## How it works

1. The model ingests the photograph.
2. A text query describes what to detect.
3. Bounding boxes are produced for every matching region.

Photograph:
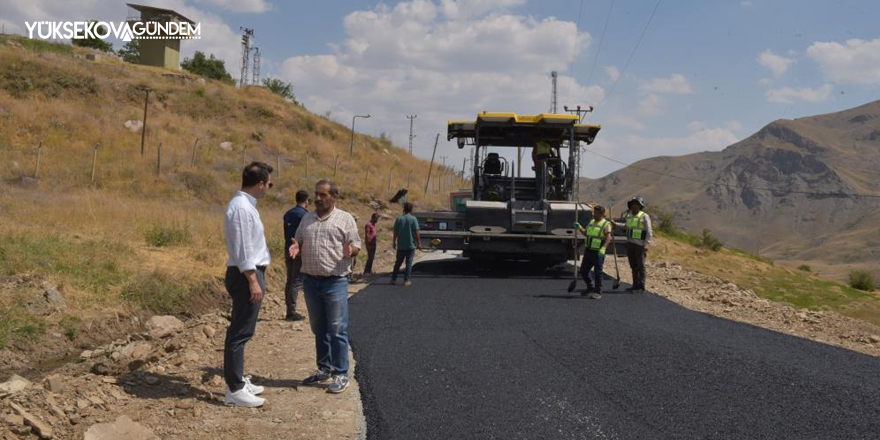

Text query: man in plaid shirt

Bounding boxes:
[288,179,361,394]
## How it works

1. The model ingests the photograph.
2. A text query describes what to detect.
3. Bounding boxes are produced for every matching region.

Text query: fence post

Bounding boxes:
[190,138,199,167]
[34,141,42,179]
[276,154,282,179]
[157,142,162,176]
[90,143,99,185]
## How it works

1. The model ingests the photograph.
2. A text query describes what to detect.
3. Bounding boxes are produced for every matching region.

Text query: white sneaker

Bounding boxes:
[225,387,265,408]
[244,375,264,395]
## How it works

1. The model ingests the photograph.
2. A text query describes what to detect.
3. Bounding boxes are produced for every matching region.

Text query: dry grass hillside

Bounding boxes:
[0,35,464,369]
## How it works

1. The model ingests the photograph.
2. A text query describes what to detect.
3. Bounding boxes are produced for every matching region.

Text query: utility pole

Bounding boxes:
[239,27,254,88]
[140,87,151,156]
[406,114,417,155]
[349,114,371,156]
[550,71,558,113]
[425,133,439,194]
[252,47,261,86]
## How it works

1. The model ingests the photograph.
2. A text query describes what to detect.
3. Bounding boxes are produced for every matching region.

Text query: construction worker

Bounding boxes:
[623,196,653,293]
[531,135,554,198]
[575,205,613,299]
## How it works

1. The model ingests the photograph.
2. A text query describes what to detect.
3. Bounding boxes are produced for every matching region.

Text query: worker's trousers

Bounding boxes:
[581,250,605,292]
[627,243,647,289]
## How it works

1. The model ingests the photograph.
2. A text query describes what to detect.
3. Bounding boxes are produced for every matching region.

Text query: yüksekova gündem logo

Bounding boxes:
[25,21,201,42]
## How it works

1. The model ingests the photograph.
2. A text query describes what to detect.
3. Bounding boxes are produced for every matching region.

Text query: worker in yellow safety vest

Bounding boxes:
[623,196,653,293]
[575,205,613,299]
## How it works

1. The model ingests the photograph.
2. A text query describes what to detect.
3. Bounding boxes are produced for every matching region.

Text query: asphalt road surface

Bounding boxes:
[349,257,880,440]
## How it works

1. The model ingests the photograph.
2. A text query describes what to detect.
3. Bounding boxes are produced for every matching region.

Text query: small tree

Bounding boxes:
[262,78,298,104]
[700,228,723,251]
[849,271,875,292]
[181,51,234,84]
[797,264,811,272]
[647,204,677,234]
[117,40,140,63]
[71,20,114,53]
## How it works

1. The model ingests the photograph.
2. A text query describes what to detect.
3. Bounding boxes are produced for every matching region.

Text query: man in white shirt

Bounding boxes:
[223,162,273,408]
[289,180,362,394]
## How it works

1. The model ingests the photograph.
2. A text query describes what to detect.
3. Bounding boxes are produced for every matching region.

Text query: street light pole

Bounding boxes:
[349,114,371,156]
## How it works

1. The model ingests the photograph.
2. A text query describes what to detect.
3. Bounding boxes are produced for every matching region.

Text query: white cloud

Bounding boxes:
[725,120,743,131]
[687,120,707,131]
[765,84,833,104]
[639,73,693,94]
[636,94,663,117]
[603,65,620,83]
[758,78,773,86]
[282,0,600,163]
[807,37,880,85]
[194,0,272,13]
[757,49,795,76]
[606,115,645,131]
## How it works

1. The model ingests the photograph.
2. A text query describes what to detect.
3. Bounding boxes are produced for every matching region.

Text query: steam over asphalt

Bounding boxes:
[349,258,880,440]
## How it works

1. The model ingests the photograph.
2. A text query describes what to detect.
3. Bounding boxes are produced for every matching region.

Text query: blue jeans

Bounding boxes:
[391,249,415,281]
[303,275,350,376]
[581,250,605,292]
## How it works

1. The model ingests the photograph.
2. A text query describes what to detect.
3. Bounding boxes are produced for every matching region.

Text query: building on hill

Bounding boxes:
[126,3,196,70]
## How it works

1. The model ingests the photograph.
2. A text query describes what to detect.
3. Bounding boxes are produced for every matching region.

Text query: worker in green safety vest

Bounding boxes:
[575,205,613,299]
[623,196,653,293]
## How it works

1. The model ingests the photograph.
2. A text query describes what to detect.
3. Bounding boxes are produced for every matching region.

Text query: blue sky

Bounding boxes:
[2,0,879,178]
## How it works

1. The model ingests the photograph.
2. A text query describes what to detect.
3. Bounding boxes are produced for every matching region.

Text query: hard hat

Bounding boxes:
[627,196,646,208]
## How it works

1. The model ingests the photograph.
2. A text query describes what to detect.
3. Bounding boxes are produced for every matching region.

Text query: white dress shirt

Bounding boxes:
[224,191,271,272]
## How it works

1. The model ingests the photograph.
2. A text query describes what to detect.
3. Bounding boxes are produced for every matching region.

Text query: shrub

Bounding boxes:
[181,51,234,84]
[145,224,192,247]
[699,228,723,251]
[849,271,875,292]
[121,271,189,314]
[797,264,811,272]
[647,204,678,235]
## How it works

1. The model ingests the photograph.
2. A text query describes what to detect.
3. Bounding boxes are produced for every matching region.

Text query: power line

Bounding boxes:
[581,146,880,199]
[564,0,586,100]
[585,0,616,87]
[600,0,662,106]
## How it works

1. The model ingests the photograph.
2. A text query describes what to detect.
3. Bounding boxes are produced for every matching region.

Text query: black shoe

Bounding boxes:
[302,369,332,385]
[580,286,594,296]
[285,312,306,322]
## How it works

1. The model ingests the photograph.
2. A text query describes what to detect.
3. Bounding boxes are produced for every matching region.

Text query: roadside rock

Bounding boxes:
[123,120,144,133]
[0,374,31,397]
[9,401,54,439]
[44,374,66,393]
[84,415,159,440]
[202,325,216,339]
[219,141,233,151]
[145,315,184,339]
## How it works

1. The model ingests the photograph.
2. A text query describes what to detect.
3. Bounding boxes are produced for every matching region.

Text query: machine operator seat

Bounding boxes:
[483,153,503,176]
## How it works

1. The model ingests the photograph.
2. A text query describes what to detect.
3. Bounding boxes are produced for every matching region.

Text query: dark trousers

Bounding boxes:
[627,243,647,289]
[223,266,265,392]
[364,245,377,274]
[284,256,303,316]
[391,249,415,281]
[581,250,605,292]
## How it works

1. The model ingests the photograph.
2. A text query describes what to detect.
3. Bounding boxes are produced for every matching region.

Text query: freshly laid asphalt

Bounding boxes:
[349,257,880,440]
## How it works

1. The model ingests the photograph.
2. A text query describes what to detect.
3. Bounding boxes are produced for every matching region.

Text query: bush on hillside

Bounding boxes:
[699,228,723,251]
[145,224,192,247]
[798,264,811,272]
[181,51,234,84]
[647,204,678,234]
[121,271,188,314]
[849,271,875,292]
[262,77,298,104]
[117,40,139,63]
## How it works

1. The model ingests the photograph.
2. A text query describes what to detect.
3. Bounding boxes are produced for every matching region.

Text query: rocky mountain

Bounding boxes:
[580,99,880,281]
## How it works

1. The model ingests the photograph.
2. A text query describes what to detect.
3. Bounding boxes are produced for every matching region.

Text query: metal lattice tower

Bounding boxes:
[550,71,558,113]
[406,115,417,155]
[252,47,261,86]
[239,27,254,88]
